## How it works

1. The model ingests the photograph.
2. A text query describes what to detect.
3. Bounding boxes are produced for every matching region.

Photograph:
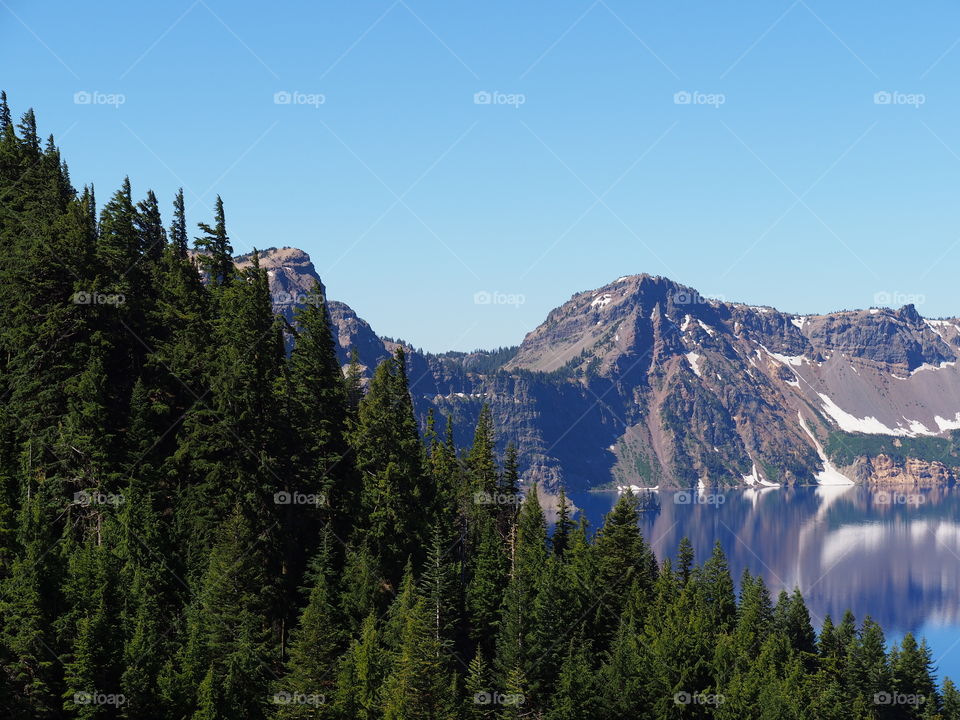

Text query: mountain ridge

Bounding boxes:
[250,247,960,492]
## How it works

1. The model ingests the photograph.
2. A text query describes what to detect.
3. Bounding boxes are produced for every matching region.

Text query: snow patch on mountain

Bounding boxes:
[798,413,855,485]
[591,293,613,309]
[935,413,960,432]
[817,393,937,437]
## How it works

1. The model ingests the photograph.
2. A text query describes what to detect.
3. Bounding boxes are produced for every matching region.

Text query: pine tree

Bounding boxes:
[466,509,507,659]
[283,284,354,547]
[495,487,547,681]
[596,616,646,719]
[380,593,455,720]
[339,543,384,633]
[177,508,274,719]
[590,492,657,644]
[352,349,431,582]
[731,570,774,665]
[697,540,737,635]
[174,250,284,572]
[546,639,598,720]
[551,486,573,557]
[343,347,364,419]
[942,678,960,720]
[496,666,529,720]
[194,195,233,286]
[334,613,383,720]
[274,540,343,718]
[467,405,498,497]
[135,188,166,265]
[169,187,189,258]
[464,652,494,720]
[677,536,695,587]
[420,523,461,653]
[846,616,891,709]
[527,554,584,699]
[890,633,937,715]
[61,537,126,720]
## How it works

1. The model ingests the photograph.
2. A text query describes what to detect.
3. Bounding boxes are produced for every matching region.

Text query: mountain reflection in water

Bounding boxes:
[570,485,960,681]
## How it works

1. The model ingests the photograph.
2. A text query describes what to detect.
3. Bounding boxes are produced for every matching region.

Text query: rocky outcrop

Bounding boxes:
[234,247,323,326]
[853,454,954,488]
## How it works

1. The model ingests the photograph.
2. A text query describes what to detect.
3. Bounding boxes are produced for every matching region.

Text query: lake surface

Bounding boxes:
[569,485,960,684]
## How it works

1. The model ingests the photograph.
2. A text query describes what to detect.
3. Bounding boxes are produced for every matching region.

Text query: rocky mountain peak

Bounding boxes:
[897,303,923,326]
[234,246,324,322]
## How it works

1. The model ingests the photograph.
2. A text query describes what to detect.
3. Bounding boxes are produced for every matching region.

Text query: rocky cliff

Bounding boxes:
[245,248,960,491]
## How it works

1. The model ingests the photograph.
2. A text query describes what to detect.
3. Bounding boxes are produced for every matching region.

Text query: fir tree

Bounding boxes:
[194,195,233,286]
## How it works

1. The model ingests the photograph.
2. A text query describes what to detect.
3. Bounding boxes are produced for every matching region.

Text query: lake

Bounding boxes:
[570,485,960,685]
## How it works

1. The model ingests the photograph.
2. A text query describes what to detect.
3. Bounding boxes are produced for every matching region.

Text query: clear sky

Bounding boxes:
[4,0,960,352]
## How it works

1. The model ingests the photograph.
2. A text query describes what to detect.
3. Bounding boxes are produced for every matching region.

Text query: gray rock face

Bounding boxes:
[234,247,324,326]
[249,248,960,490]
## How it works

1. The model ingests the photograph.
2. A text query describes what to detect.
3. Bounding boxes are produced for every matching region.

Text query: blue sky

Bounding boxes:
[4,0,960,351]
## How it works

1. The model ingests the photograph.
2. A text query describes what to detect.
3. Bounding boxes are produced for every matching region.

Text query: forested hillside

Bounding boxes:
[0,94,956,719]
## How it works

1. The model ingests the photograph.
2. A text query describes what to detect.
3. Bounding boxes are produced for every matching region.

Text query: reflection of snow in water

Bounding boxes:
[820,524,887,567]
[813,483,854,518]
[743,486,778,509]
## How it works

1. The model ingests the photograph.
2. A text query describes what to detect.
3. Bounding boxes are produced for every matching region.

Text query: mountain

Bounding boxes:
[250,248,960,491]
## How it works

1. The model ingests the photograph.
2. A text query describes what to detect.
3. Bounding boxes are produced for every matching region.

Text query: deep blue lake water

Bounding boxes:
[569,485,960,685]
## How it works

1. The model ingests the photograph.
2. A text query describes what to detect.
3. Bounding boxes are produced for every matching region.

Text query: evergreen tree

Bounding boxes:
[274,540,343,717]
[169,188,188,258]
[334,613,383,720]
[352,349,431,582]
[596,616,647,719]
[590,492,657,644]
[495,487,547,681]
[194,195,233,286]
[177,508,274,719]
[464,652,494,720]
[467,405,498,497]
[942,678,960,720]
[380,593,455,720]
[546,639,598,720]
[466,510,508,659]
[551,486,573,558]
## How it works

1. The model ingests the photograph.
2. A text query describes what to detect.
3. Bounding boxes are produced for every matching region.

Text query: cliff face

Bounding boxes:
[248,248,960,491]
[234,247,324,327]
[853,455,954,488]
